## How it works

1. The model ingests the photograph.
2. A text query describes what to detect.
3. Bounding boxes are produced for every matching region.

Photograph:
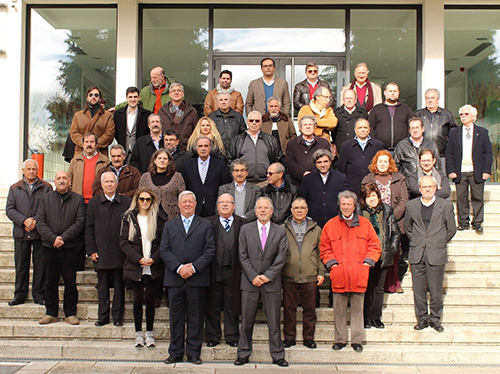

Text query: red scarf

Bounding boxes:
[350,79,375,112]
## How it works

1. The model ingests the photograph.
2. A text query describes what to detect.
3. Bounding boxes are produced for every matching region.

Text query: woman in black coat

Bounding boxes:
[359,182,401,329]
[120,187,165,348]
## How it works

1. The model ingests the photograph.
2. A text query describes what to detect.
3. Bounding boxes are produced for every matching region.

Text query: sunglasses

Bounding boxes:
[307,70,318,73]
[138,197,153,203]
[459,113,470,116]
[88,93,99,98]
[248,119,261,123]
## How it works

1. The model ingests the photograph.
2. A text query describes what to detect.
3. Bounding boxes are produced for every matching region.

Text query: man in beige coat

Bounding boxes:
[340,63,382,113]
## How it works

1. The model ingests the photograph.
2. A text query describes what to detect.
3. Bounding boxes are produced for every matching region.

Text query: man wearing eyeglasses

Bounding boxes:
[293,62,335,113]
[297,86,338,142]
[263,163,298,225]
[245,58,291,116]
[70,86,115,157]
[228,111,283,188]
[446,105,493,233]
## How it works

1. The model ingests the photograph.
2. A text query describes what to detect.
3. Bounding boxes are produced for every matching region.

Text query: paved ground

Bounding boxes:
[2,361,500,374]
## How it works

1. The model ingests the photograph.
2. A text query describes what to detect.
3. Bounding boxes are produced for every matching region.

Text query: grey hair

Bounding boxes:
[354,62,368,71]
[248,111,262,120]
[217,193,234,204]
[354,118,370,129]
[418,175,437,187]
[425,88,440,99]
[338,190,358,206]
[313,86,330,100]
[178,190,196,203]
[110,144,126,155]
[312,148,334,163]
[147,113,161,124]
[195,135,211,148]
[230,158,249,172]
[22,159,38,169]
[269,162,285,174]
[299,115,317,128]
[292,197,308,207]
[342,88,357,100]
[306,62,318,70]
[459,104,478,120]
[169,82,184,92]
[216,92,230,101]
[267,96,281,106]
[254,196,274,210]
[101,171,118,184]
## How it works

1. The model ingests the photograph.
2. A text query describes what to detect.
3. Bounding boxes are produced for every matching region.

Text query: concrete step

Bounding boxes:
[449,229,500,242]
[0,269,98,285]
[401,273,500,289]
[384,289,500,307]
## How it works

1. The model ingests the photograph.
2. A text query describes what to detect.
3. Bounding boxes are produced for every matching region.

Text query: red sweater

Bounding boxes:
[83,155,99,203]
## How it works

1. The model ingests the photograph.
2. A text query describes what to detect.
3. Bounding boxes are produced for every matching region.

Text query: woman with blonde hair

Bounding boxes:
[187,116,226,159]
[120,187,165,347]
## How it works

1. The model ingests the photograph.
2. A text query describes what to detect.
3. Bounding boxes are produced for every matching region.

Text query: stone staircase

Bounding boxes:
[1,186,500,364]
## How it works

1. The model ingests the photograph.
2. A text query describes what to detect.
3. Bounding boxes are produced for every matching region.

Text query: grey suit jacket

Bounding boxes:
[404,197,457,266]
[218,182,263,221]
[245,77,291,116]
[238,221,288,292]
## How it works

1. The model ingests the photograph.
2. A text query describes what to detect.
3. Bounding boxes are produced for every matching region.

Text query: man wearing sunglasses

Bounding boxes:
[293,62,335,113]
[70,86,115,157]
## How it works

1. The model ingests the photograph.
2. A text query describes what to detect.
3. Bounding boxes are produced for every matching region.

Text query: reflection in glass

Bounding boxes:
[28,7,117,179]
[350,9,417,109]
[445,9,500,181]
[142,9,209,115]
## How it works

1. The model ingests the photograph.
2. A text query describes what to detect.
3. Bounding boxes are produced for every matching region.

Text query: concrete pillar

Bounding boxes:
[421,0,445,108]
[115,0,139,104]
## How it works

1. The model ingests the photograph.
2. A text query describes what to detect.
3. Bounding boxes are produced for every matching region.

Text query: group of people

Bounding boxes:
[5,59,494,366]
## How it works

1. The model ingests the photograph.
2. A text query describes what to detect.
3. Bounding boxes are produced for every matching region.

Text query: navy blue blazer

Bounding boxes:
[159,215,215,287]
[445,124,493,184]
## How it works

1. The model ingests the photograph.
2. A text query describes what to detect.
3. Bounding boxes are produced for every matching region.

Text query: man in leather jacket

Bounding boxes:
[293,62,334,113]
[263,163,298,224]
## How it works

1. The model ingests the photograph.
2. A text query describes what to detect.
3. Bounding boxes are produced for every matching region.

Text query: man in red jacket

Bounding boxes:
[320,190,381,353]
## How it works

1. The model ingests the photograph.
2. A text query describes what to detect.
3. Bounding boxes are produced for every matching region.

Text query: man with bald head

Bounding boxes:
[36,171,86,325]
[209,92,247,151]
[6,159,52,306]
[205,194,248,347]
[333,88,368,150]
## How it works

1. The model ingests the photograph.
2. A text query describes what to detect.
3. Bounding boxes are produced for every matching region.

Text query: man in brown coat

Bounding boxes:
[70,86,115,156]
[262,97,296,155]
[204,70,244,115]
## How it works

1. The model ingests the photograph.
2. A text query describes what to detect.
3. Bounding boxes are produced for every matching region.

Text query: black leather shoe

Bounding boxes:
[332,342,346,350]
[457,224,469,231]
[303,339,317,349]
[207,340,219,347]
[414,319,428,330]
[283,338,296,348]
[227,341,238,347]
[429,320,444,333]
[113,321,123,327]
[8,298,24,306]
[164,355,181,364]
[188,356,202,365]
[473,223,483,233]
[273,359,289,367]
[34,299,45,305]
[352,344,363,353]
[94,321,107,327]
[364,321,371,329]
[234,357,249,366]
[371,319,385,329]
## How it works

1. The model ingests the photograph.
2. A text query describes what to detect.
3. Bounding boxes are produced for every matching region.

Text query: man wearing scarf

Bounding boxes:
[204,70,244,115]
[340,63,382,113]
[70,86,115,157]
[261,97,297,155]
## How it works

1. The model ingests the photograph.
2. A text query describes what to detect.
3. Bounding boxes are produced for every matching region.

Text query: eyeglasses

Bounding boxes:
[459,113,470,116]
[88,93,99,98]
[262,64,274,68]
[292,206,307,210]
[319,94,331,100]
[248,119,261,123]
[138,197,153,203]
[218,201,234,205]
[170,89,184,93]
[267,171,280,176]
[307,70,318,73]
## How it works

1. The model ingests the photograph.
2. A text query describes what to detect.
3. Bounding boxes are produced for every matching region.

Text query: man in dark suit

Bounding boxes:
[235,197,288,367]
[332,89,368,150]
[181,136,230,217]
[404,175,457,332]
[160,191,215,365]
[164,129,191,172]
[130,114,164,174]
[218,158,262,220]
[446,104,493,232]
[114,86,151,162]
[205,194,247,347]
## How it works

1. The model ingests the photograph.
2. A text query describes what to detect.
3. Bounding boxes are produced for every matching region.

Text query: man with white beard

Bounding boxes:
[261,97,297,155]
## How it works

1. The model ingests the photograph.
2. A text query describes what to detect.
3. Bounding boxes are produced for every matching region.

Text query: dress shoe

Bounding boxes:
[227,341,238,347]
[8,298,24,306]
[414,319,428,330]
[332,342,346,350]
[188,356,202,365]
[457,224,470,231]
[34,299,45,306]
[39,315,58,324]
[396,287,404,294]
[164,355,181,364]
[352,344,363,353]
[283,338,296,348]
[94,321,107,327]
[371,319,385,329]
[65,315,80,325]
[364,321,371,329]
[273,358,289,367]
[207,340,219,347]
[473,223,483,233]
[154,298,161,308]
[429,320,444,333]
[114,321,123,327]
[234,357,249,366]
[303,339,317,349]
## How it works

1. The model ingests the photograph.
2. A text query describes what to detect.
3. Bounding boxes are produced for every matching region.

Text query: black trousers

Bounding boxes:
[14,239,45,302]
[132,275,160,332]
[364,262,389,321]
[456,171,485,225]
[97,268,125,323]
[43,246,78,318]
[168,284,207,359]
[205,268,239,343]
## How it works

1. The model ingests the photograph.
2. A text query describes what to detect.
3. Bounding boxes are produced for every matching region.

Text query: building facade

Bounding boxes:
[1,0,500,186]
